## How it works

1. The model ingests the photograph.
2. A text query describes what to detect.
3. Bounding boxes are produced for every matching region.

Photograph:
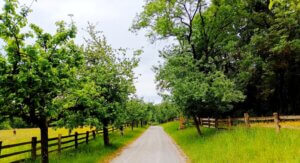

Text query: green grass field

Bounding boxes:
[162,122,300,163]
[0,127,145,163]
[0,127,96,163]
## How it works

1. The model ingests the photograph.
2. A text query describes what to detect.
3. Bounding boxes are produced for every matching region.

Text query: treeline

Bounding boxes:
[124,98,179,129]
[133,0,300,134]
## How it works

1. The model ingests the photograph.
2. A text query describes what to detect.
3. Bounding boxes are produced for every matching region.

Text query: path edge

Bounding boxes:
[162,126,190,163]
[101,126,149,163]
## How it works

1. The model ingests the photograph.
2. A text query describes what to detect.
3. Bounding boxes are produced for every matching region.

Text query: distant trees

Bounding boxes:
[124,98,179,128]
[152,101,179,123]
[125,98,147,130]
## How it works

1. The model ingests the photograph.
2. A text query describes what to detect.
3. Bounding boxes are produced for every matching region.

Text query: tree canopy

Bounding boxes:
[133,0,300,134]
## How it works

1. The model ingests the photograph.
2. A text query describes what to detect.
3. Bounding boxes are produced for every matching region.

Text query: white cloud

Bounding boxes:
[1,0,166,103]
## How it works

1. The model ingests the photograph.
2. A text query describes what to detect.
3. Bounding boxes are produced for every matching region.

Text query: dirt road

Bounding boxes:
[111,126,186,163]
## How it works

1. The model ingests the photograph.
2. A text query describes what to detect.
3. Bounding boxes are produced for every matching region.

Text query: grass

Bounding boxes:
[0,127,95,144]
[0,127,146,163]
[251,121,300,129]
[0,127,95,163]
[162,121,300,163]
[28,127,146,163]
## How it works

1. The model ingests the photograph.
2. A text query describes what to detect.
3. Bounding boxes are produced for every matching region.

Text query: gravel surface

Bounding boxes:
[111,126,186,163]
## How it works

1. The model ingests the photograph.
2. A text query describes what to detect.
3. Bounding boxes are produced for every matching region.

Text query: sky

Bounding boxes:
[1,0,170,103]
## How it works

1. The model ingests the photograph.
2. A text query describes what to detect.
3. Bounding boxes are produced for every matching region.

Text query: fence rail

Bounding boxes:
[198,113,300,131]
[0,126,119,162]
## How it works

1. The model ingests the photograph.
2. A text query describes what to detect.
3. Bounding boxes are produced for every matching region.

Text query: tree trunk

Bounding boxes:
[120,126,124,136]
[193,115,201,135]
[103,119,110,146]
[68,129,72,136]
[140,121,143,127]
[131,121,134,131]
[40,118,49,163]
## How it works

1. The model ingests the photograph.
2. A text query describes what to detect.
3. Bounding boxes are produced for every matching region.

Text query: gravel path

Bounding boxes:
[111,126,186,163]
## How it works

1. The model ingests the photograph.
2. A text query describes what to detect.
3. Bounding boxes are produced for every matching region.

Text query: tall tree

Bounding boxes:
[58,24,140,146]
[132,0,245,134]
[0,1,83,162]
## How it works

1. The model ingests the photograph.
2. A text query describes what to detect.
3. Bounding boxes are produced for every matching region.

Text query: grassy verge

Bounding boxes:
[44,127,146,163]
[162,122,300,163]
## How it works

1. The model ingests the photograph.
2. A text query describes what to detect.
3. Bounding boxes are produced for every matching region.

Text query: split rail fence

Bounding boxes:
[198,112,300,132]
[0,127,118,162]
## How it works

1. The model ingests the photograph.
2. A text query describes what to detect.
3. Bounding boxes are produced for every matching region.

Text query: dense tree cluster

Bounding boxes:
[133,0,300,134]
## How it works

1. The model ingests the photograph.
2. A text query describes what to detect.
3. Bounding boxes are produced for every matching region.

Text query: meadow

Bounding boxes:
[0,127,95,162]
[162,121,300,163]
[0,127,146,163]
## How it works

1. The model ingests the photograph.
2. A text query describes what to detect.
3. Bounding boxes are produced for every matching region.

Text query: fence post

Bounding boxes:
[86,131,89,144]
[0,141,2,155]
[215,118,218,129]
[93,130,96,139]
[31,137,37,161]
[68,129,72,136]
[208,117,210,128]
[75,132,78,149]
[58,134,62,154]
[228,116,232,129]
[244,113,250,128]
[273,112,280,132]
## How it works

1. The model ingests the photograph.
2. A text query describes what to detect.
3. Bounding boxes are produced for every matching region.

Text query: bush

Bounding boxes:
[0,120,12,129]
[10,117,28,128]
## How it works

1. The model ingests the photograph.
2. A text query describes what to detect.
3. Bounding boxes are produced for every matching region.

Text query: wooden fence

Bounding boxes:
[199,118,218,129]
[0,127,118,162]
[199,113,300,132]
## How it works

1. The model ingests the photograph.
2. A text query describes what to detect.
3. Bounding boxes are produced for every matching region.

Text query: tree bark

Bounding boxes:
[193,115,201,135]
[120,126,124,136]
[131,121,134,131]
[40,118,49,163]
[102,119,110,146]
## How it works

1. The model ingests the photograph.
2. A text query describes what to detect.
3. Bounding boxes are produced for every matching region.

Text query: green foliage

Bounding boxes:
[57,24,141,131]
[133,0,245,121]
[0,0,84,161]
[0,117,27,129]
[155,49,244,117]
[151,101,179,123]
[125,98,148,124]
[10,117,28,128]
[0,120,11,130]
[134,0,300,117]
[0,0,83,126]
[233,0,300,114]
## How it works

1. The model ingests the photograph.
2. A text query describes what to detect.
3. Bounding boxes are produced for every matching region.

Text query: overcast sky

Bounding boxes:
[1,0,170,103]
